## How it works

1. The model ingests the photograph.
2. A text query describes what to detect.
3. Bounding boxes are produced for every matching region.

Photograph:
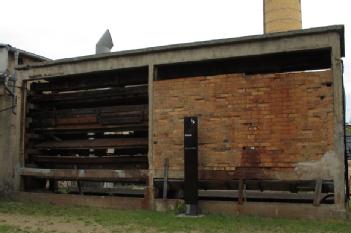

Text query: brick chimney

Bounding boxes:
[264,0,302,33]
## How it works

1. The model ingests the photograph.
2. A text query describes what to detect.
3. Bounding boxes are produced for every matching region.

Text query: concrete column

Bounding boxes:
[0,84,16,194]
[146,64,155,209]
[331,39,347,210]
[0,47,9,74]
[0,47,14,194]
[0,47,22,194]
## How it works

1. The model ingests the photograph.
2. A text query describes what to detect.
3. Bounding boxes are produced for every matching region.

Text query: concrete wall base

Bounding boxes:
[154,199,347,220]
[3,192,348,220]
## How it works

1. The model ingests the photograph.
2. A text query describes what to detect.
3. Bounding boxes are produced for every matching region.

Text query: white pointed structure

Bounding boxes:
[96,30,114,54]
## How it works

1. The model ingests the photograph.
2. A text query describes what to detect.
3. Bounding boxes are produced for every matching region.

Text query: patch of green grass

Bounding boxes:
[0,225,30,233]
[0,200,350,232]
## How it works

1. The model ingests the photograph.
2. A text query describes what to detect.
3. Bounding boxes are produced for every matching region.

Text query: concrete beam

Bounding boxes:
[17,27,344,80]
[154,199,347,220]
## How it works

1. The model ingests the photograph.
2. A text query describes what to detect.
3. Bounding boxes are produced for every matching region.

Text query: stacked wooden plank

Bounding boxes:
[25,68,149,172]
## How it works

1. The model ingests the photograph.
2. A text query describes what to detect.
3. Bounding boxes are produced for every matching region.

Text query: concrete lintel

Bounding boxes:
[16,25,344,71]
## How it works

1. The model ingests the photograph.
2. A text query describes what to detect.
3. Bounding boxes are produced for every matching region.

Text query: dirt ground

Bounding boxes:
[0,201,350,233]
[0,212,111,233]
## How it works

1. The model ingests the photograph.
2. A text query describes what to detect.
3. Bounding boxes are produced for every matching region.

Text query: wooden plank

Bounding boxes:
[34,138,148,149]
[28,147,148,157]
[28,105,148,128]
[30,69,148,92]
[153,179,332,193]
[313,179,323,206]
[30,112,147,127]
[163,159,169,200]
[31,155,148,164]
[30,123,148,133]
[199,190,331,201]
[20,167,148,182]
[28,104,148,118]
[30,94,148,109]
[67,186,146,196]
[238,179,245,205]
[28,85,148,103]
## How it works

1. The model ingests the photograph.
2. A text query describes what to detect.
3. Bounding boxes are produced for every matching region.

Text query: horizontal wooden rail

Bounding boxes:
[20,168,148,182]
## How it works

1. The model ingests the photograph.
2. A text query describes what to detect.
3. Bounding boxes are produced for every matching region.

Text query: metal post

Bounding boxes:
[184,116,198,215]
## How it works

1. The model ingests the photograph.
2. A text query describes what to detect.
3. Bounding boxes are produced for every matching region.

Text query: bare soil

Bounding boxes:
[0,212,111,233]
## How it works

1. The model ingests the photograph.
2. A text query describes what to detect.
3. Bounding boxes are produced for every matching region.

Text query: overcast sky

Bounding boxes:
[1,0,350,119]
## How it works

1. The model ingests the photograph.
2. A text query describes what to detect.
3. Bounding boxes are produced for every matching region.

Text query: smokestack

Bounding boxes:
[264,0,302,33]
[96,30,114,54]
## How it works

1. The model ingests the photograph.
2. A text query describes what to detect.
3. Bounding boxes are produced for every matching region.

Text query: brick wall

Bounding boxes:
[153,71,334,178]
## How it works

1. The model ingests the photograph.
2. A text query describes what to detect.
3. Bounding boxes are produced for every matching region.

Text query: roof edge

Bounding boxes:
[0,43,51,62]
[16,25,345,70]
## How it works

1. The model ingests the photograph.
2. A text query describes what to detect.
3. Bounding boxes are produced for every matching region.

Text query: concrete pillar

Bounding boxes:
[331,37,347,210]
[146,64,155,209]
[0,47,9,74]
[0,47,17,194]
[264,0,302,33]
[0,84,16,194]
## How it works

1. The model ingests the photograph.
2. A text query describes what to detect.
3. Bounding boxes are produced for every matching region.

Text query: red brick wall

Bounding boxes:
[153,71,334,177]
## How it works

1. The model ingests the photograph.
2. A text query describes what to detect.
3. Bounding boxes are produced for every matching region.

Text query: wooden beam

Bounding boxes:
[28,85,147,103]
[163,159,169,200]
[29,104,148,118]
[20,167,148,182]
[30,68,148,92]
[313,179,323,206]
[238,179,245,205]
[31,155,148,164]
[31,123,148,133]
[34,138,148,149]
[199,190,331,201]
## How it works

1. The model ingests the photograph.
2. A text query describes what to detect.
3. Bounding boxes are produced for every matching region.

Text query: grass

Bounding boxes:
[0,225,29,233]
[0,200,351,232]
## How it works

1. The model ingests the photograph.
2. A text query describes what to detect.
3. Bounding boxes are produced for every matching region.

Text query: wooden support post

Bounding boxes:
[238,179,245,205]
[163,158,169,200]
[313,179,323,206]
[49,180,58,193]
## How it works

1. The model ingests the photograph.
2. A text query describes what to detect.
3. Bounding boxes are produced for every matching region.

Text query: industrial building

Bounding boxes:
[0,44,49,192]
[0,0,348,219]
